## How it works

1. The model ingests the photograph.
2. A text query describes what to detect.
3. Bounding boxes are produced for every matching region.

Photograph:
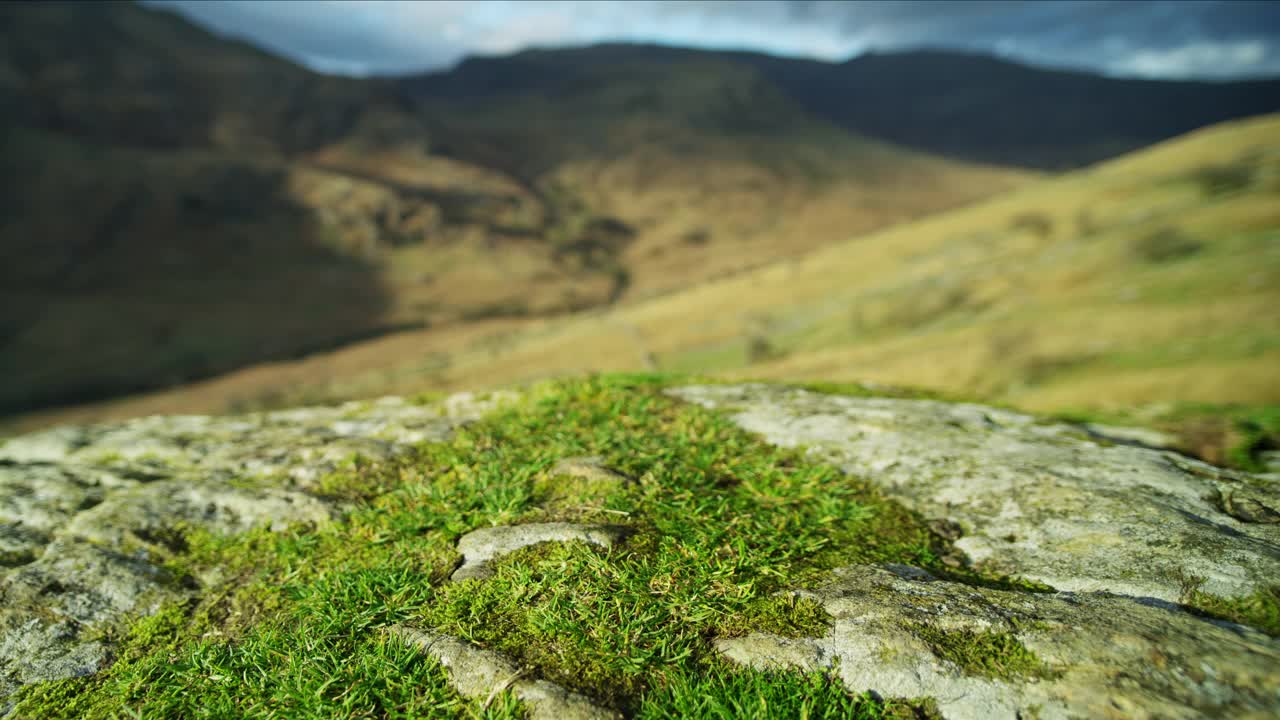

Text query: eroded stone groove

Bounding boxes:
[0,392,514,707]
[452,522,631,581]
[668,384,1280,603]
[387,626,622,720]
[716,564,1280,720]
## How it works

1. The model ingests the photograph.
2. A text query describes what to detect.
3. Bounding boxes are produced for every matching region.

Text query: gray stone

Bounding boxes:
[452,523,631,581]
[387,626,621,720]
[668,384,1280,603]
[0,619,110,713]
[1082,423,1180,450]
[0,391,512,705]
[1261,451,1280,474]
[62,479,333,547]
[716,564,1280,720]
[548,457,633,488]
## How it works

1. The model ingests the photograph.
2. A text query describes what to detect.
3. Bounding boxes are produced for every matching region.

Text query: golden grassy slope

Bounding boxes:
[6,116,1275,433]
[3,2,1033,416]
[407,54,1034,302]
[434,114,1279,413]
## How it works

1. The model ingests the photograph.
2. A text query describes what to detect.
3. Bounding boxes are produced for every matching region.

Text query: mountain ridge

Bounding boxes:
[403,41,1280,170]
[3,0,1277,423]
[0,1,1031,416]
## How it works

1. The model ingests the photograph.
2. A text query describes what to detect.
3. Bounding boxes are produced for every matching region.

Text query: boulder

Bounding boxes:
[668,384,1280,603]
[716,564,1280,720]
[0,392,511,706]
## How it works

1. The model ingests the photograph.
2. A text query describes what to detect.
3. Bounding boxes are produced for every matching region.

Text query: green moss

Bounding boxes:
[1049,402,1280,472]
[10,375,981,717]
[1184,585,1280,637]
[905,624,1054,680]
[634,661,894,720]
[936,566,1057,595]
[718,593,832,639]
[530,465,628,512]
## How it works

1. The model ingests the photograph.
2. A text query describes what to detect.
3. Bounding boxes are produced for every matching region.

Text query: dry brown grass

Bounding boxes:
[8,117,1275,433]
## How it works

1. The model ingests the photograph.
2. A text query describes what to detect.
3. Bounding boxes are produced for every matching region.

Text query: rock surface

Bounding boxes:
[452,522,631,581]
[387,626,621,720]
[0,393,512,707]
[548,457,634,488]
[668,384,1280,603]
[4,382,1277,718]
[716,564,1280,720]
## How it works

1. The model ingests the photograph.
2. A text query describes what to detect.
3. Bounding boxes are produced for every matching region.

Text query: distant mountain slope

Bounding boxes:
[407,44,1280,170]
[400,48,1031,302]
[35,115,1273,437]
[0,1,1030,416]
[0,0,421,153]
[757,49,1280,170]
[416,115,1279,414]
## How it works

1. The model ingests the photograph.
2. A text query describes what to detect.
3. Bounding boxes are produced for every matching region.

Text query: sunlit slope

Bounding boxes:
[6,115,1276,433]
[0,2,1034,416]
[426,114,1280,411]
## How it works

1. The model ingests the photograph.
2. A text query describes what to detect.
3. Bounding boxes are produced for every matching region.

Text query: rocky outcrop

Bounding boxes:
[669,383,1280,718]
[717,564,1279,720]
[0,392,512,707]
[668,384,1280,603]
[548,456,634,489]
[4,381,1277,718]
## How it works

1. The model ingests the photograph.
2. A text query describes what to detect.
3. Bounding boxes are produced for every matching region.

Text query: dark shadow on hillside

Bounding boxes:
[0,125,401,416]
[402,44,1280,171]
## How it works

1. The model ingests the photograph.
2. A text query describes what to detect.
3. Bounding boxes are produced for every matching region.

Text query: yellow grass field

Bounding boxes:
[7,115,1278,433]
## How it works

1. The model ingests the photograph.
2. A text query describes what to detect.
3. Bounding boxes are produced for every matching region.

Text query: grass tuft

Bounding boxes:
[634,662,897,720]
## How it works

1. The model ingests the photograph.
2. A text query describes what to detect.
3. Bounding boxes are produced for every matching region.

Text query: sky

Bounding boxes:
[146,0,1280,80]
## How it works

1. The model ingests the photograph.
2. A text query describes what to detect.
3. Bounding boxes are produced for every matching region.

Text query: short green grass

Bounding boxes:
[12,375,972,718]
[633,663,905,720]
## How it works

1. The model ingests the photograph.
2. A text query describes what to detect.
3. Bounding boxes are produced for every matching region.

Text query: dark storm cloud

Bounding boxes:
[145,0,1280,79]
[655,0,1280,77]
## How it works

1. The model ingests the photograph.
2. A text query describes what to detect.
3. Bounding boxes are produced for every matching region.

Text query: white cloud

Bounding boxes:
[1113,40,1271,78]
[146,0,1280,79]
[470,9,580,55]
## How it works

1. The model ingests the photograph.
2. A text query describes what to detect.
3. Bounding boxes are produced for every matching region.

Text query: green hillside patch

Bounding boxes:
[1050,401,1280,472]
[11,375,961,718]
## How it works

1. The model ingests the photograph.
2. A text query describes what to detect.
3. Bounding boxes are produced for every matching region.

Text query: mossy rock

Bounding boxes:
[2,376,1277,718]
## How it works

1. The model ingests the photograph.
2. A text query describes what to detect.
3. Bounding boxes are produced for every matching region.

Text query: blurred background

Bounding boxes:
[2,0,1278,467]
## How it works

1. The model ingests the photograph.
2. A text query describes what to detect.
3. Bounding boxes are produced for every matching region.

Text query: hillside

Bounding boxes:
[21,115,1276,465]
[399,48,1033,301]
[407,43,1280,170]
[0,1,1031,416]
[347,114,1280,410]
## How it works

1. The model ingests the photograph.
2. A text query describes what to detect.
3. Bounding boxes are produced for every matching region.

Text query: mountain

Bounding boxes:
[28,114,1276,467]
[0,0,421,153]
[416,115,1280,418]
[0,1,1030,416]
[4,2,1277,422]
[410,43,1280,170]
